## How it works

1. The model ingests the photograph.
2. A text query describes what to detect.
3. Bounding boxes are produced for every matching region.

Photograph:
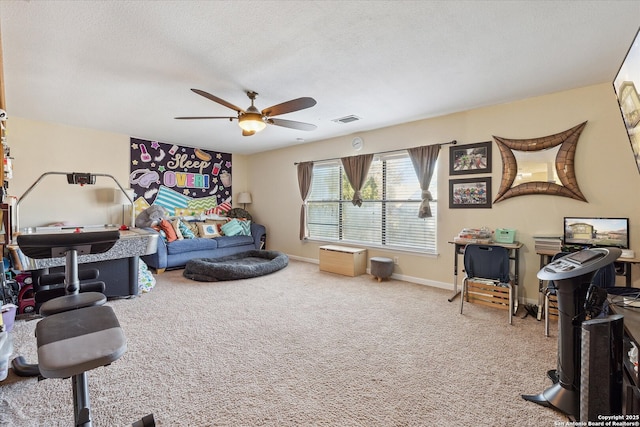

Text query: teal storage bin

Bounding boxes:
[494,228,516,244]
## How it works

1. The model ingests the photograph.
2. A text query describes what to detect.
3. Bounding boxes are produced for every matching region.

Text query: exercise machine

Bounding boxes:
[522,247,621,421]
[11,230,154,427]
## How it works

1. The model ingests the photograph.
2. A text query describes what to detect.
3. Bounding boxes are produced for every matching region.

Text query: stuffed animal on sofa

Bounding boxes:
[135,205,168,228]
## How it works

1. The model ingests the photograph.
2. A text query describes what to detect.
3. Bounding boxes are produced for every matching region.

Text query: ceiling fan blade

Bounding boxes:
[191,89,245,113]
[268,118,317,131]
[242,130,256,137]
[175,116,236,120]
[262,97,316,117]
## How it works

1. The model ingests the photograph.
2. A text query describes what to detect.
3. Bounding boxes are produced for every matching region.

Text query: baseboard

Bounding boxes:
[287,254,319,264]
[287,254,453,290]
[387,272,453,291]
[287,254,541,306]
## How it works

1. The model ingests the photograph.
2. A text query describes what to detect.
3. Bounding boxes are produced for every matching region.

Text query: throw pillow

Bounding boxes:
[220,218,243,237]
[237,219,252,236]
[171,218,184,240]
[152,226,168,242]
[158,219,178,242]
[205,219,228,234]
[178,220,196,239]
[197,222,221,238]
[184,220,201,236]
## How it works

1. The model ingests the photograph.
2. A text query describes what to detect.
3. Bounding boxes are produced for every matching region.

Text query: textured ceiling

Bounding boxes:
[0,1,639,154]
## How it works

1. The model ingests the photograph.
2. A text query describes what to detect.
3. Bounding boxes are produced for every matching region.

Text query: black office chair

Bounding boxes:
[459,244,515,324]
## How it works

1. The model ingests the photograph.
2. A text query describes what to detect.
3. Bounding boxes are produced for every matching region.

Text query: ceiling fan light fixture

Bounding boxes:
[238,112,266,132]
[179,89,317,134]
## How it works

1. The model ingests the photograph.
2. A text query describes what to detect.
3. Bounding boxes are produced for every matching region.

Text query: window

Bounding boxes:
[306,152,437,253]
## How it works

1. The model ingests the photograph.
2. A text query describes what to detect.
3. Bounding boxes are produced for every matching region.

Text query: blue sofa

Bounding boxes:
[141,223,266,273]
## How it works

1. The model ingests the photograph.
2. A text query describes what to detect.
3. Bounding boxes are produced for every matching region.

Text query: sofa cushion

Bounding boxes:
[167,237,218,255]
[214,235,254,248]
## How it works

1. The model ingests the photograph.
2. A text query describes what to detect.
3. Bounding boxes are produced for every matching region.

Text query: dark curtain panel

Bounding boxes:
[297,161,314,240]
[341,154,374,207]
[407,145,440,218]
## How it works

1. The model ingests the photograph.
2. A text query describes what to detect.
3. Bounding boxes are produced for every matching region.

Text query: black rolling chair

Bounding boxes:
[459,244,515,324]
[11,230,154,427]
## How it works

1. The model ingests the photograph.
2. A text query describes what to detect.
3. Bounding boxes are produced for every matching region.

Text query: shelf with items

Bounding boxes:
[0,28,6,187]
[533,235,563,253]
[609,302,640,414]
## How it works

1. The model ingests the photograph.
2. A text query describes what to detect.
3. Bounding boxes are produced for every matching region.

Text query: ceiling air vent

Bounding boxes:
[332,115,361,124]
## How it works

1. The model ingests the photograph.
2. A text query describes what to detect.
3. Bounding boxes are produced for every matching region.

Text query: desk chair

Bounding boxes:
[459,244,515,324]
[544,254,615,336]
[11,231,154,427]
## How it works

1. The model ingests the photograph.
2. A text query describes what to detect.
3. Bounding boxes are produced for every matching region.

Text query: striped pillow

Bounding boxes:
[237,219,252,236]
[178,219,196,239]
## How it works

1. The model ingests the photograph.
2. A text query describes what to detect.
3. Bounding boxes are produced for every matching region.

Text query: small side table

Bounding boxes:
[370,257,394,282]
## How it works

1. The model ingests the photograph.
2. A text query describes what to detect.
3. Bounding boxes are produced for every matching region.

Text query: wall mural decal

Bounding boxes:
[493,122,587,203]
[129,138,232,216]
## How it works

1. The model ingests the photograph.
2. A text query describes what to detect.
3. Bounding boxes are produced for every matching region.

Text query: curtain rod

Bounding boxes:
[293,139,456,165]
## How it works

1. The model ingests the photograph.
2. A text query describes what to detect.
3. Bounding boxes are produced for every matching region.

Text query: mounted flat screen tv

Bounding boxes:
[613,27,640,174]
[564,217,629,249]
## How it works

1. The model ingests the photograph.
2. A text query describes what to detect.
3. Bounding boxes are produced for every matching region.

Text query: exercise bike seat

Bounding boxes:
[36,305,126,379]
[39,292,107,317]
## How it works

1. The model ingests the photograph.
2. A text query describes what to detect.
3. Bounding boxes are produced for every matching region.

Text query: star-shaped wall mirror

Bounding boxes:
[493,121,587,203]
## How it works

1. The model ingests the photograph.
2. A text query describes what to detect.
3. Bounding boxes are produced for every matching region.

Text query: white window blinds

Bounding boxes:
[307,152,437,253]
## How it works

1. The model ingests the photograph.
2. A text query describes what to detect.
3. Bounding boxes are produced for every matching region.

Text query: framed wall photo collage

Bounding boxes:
[449,141,492,209]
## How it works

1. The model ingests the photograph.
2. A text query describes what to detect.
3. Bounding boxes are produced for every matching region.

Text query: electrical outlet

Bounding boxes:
[393,256,399,264]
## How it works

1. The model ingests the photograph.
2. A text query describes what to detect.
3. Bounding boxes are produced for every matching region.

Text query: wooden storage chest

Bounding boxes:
[319,245,367,277]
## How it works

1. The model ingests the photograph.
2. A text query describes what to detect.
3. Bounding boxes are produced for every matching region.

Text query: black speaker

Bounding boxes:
[580,314,624,421]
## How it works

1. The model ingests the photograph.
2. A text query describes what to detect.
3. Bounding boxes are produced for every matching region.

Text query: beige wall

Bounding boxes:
[8,119,131,229]
[7,119,250,229]
[7,83,639,304]
[247,83,640,302]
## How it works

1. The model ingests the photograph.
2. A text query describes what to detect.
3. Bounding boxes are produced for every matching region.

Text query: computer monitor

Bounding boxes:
[563,217,629,249]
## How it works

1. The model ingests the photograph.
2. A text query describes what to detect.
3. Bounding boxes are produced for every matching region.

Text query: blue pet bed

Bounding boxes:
[183,250,288,282]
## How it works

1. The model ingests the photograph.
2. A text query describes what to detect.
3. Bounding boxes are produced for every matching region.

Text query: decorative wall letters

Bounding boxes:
[129,138,232,216]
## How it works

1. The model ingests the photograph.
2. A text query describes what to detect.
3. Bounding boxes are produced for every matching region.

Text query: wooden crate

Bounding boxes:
[466,280,511,311]
[319,245,367,277]
[547,294,558,320]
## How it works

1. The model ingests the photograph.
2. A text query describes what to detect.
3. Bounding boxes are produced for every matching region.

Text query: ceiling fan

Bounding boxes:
[176,89,317,136]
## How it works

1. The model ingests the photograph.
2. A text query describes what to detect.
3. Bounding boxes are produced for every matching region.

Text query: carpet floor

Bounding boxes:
[0,259,566,426]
